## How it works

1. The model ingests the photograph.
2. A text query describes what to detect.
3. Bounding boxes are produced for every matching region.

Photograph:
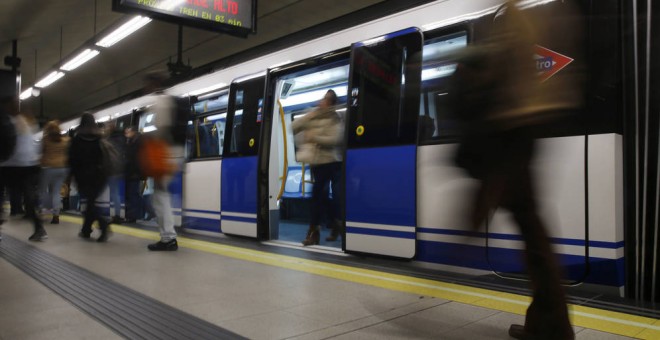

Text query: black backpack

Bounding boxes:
[171,97,191,146]
[0,111,16,162]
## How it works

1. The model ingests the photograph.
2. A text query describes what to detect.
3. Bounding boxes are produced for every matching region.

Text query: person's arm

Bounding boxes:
[307,116,343,147]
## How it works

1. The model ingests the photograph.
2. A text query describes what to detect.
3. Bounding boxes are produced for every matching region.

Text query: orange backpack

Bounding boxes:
[138,137,175,179]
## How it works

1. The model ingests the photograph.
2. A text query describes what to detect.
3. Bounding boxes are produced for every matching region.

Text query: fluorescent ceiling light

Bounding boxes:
[35,71,65,88]
[143,126,157,133]
[20,87,33,100]
[421,65,457,81]
[96,16,152,48]
[188,83,227,96]
[61,49,100,71]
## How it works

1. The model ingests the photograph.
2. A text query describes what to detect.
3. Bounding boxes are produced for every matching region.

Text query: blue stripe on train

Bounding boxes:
[345,145,416,227]
[417,228,624,249]
[416,240,625,287]
[221,156,258,214]
[221,215,257,224]
[184,216,221,233]
[346,226,415,239]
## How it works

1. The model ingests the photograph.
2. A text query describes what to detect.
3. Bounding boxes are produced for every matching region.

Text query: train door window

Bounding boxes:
[347,29,423,148]
[191,91,229,159]
[225,78,264,157]
[269,61,349,246]
[418,31,468,144]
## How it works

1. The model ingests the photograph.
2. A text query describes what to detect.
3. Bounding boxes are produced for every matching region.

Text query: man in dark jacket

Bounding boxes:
[69,113,111,242]
[123,127,143,223]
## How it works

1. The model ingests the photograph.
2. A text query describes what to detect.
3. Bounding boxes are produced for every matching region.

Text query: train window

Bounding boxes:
[347,28,423,148]
[192,113,226,158]
[225,76,265,157]
[418,31,468,144]
[190,91,229,159]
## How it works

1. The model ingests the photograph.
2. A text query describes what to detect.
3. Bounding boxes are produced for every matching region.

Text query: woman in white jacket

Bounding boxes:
[291,90,344,245]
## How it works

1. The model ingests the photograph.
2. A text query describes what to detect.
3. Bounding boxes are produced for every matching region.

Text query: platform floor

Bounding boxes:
[0,215,656,339]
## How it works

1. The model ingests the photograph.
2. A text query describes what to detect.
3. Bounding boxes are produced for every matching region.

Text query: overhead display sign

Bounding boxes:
[113,0,256,37]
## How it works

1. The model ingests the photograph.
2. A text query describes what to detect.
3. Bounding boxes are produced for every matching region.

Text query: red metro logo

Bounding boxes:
[534,45,573,82]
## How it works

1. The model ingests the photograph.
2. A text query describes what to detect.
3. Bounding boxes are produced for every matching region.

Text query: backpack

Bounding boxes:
[99,138,123,177]
[0,112,16,162]
[171,97,190,146]
[138,137,175,179]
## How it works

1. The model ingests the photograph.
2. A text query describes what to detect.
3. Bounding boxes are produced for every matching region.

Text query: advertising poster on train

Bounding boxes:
[113,0,256,37]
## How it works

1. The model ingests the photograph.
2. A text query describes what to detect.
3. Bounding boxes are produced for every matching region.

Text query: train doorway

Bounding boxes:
[266,57,349,249]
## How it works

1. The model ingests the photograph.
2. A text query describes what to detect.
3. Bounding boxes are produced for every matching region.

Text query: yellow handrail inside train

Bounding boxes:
[276,99,288,201]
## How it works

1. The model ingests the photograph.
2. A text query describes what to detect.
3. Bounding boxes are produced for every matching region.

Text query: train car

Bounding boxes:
[64,0,627,293]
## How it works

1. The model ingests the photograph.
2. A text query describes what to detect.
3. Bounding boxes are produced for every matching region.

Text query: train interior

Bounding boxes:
[269,63,349,248]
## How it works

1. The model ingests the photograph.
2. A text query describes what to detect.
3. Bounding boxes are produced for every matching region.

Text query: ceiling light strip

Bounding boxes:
[35,71,65,88]
[96,16,152,48]
[19,87,33,100]
[61,49,100,71]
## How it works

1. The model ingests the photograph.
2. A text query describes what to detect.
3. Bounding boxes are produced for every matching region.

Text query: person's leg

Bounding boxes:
[6,167,23,215]
[506,169,573,340]
[304,164,332,246]
[25,166,46,241]
[38,168,52,213]
[80,187,94,238]
[50,168,68,217]
[326,162,343,241]
[124,179,140,221]
[90,186,111,242]
[108,176,122,220]
[148,176,177,250]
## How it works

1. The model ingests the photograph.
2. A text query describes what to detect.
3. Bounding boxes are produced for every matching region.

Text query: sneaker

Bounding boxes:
[28,228,48,241]
[148,239,178,251]
[78,231,91,239]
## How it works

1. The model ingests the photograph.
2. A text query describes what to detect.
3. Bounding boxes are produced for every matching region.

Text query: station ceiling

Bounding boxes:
[0,0,385,123]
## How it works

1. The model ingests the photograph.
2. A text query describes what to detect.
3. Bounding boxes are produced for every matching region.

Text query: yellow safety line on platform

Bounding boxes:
[60,215,659,339]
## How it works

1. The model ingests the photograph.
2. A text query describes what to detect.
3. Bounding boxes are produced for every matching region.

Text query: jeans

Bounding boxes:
[39,167,68,215]
[125,179,141,220]
[108,175,123,217]
[310,162,342,227]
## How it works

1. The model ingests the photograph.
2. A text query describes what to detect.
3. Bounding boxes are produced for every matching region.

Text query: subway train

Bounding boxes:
[59,0,629,293]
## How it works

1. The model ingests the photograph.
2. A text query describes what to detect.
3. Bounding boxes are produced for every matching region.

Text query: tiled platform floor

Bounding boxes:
[0,216,641,339]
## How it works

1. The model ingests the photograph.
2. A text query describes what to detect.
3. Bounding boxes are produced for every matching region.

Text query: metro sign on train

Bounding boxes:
[535,45,574,82]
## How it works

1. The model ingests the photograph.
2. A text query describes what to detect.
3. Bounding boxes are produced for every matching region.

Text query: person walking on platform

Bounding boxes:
[0,97,47,241]
[292,90,344,246]
[143,73,182,251]
[39,120,70,224]
[450,2,580,339]
[69,113,111,242]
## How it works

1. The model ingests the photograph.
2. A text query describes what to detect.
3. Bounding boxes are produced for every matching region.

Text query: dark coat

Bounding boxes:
[124,133,143,180]
[69,132,107,193]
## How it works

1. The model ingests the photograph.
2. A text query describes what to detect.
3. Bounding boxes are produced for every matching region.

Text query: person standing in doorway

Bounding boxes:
[292,90,344,246]
[105,121,126,224]
[123,127,143,223]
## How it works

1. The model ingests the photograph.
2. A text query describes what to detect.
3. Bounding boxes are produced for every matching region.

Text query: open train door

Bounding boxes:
[344,28,423,258]
[220,74,265,238]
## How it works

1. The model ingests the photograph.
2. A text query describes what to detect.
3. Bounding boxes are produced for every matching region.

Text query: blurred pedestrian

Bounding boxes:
[451,2,575,339]
[105,120,126,224]
[292,89,344,245]
[39,120,70,224]
[0,96,46,241]
[69,113,111,242]
[142,72,182,251]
